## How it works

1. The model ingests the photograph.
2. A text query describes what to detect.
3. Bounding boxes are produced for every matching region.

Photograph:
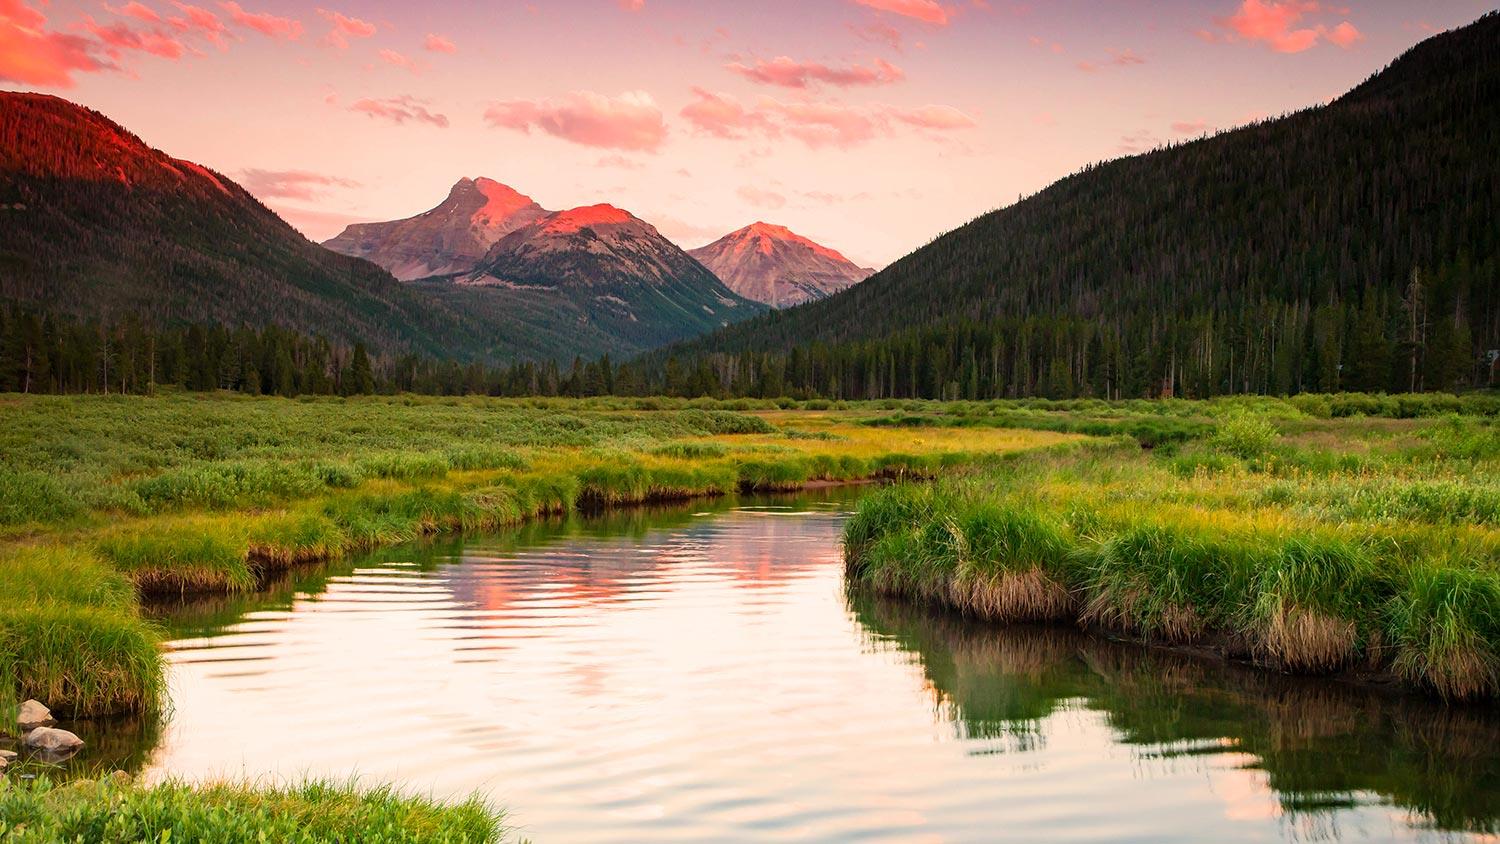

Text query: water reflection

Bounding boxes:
[850,589,1500,838]
[61,489,1500,842]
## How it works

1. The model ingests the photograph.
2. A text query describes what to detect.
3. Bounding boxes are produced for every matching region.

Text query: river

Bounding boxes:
[68,488,1500,842]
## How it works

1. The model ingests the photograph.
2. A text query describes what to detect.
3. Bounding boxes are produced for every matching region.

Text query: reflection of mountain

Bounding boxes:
[441,502,845,615]
[848,588,1500,835]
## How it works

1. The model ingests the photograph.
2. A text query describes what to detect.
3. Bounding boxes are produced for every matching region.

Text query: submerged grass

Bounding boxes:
[0,776,505,843]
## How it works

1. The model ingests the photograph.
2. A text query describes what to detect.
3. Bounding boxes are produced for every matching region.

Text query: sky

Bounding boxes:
[1,0,1492,267]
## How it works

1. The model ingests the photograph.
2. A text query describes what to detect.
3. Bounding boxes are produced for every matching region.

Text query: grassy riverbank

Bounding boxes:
[0,776,504,842]
[845,399,1500,699]
[0,393,1074,716]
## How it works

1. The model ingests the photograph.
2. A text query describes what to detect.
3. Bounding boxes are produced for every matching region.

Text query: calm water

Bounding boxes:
[78,490,1500,841]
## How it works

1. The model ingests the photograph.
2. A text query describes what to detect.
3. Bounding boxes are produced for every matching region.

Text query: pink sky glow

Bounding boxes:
[1,0,1488,266]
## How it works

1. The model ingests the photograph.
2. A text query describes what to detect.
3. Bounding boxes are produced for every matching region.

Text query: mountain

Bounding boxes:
[0,95,762,363]
[687,223,873,308]
[323,177,548,280]
[0,91,500,359]
[652,13,1499,400]
[450,204,765,355]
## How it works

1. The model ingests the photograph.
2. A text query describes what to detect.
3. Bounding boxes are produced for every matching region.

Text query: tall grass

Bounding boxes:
[0,777,505,843]
[846,418,1500,699]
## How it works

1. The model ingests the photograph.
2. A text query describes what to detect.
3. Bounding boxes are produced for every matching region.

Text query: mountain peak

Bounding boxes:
[689,223,873,308]
[325,177,548,280]
[539,204,638,235]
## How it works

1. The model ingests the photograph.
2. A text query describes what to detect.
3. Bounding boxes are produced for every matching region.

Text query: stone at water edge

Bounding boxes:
[0,749,16,761]
[23,726,84,753]
[17,699,53,731]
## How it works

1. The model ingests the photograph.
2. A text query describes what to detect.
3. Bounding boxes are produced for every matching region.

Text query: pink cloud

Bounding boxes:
[350,95,448,128]
[618,0,644,10]
[1212,1,1361,53]
[0,0,115,87]
[378,48,417,72]
[760,98,879,149]
[853,0,949,26]
[889,103,976,130]
[317,7,374,49]
[168,2,228,45]
[1076,47,1145,72]
[423,32,456,53]
[107,1,163,24]
[737,185,787,209]
[726,56,903,89]
[218,2,301,39]
[680,87,763,139]
[849,20,902,50]
[83,15,187,59]
[238,168,358,200]
[682,87,975,149]
[484,90,667,152]
[1171,119,1209,134]
[1326,20,1364,47]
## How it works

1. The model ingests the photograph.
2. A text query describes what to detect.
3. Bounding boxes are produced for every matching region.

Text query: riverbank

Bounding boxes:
[0,393,1077,717]
[844,406,1500,699]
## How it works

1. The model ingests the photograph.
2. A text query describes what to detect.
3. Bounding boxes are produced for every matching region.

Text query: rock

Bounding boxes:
[0,749,16,761]
[23,726,83,753]
[16,700,53,731]
[109,770,132,786]
[0,756,7,772]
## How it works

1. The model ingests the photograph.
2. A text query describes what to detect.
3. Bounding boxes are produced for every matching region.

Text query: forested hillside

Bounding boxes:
[0,93,516,360]
[648,14,1499,400]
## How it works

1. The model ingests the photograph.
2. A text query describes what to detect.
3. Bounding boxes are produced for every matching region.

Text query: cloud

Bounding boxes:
[1211,1,1363,53]
[760,98,880,148]
[350,95,448,128]
[106,1,163,24]
[888,103,976,129]
[737,185,787,209]
[1076,48,1145,72]
[0,0,115,87]
[618,0,644,10]
[423,32,456,53]
[168,2,228,46]
[680,87,975,149]
[83,15,188,59]
[680,87,763,139]
[726,56,903,89]
[850,20,902,50]
[317,7,374,49]
[1326,20,1364,47]
[852,0,948,26]
[485,90,667,152]
[1171,119,1209,134]
[219,2,301,39]
[378,48,417,72]
[238,168,358,200]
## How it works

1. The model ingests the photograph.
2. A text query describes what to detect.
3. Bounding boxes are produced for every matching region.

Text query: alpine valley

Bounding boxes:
[0,99,869,363]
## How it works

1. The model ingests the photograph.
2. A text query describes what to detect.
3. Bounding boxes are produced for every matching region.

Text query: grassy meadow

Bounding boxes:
[844,395,1500,699]
[0,392,1075,717]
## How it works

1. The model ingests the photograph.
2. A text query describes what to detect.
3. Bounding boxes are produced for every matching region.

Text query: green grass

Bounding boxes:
[0,776,505,843]
[845,409,1500,699]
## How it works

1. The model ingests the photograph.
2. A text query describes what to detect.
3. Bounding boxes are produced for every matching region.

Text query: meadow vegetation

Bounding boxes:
[0,776,504,843]
[0,392,1073,716]
[844,394,1500,699]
